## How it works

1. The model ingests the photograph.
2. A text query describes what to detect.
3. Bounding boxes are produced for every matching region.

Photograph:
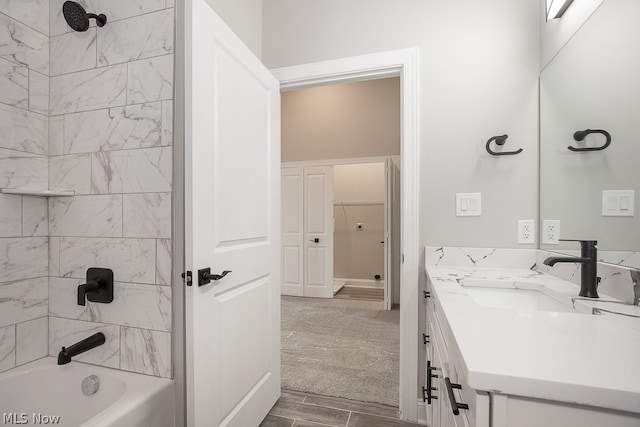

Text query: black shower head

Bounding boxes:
[63,1,107,32]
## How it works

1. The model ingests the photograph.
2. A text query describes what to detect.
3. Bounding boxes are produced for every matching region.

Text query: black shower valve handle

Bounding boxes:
[77,268,114,306]
[77,280,100,306]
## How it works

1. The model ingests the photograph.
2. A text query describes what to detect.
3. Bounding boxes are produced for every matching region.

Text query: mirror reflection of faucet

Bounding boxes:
[78,268,114,306]
[543,239,600,298]
[631,269,640,306]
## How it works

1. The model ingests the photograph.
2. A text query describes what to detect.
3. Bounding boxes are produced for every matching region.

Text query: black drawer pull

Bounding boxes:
[426,361,437,404]
[445,377,469,415]
[423,290,431,299]
[423,333,430,344]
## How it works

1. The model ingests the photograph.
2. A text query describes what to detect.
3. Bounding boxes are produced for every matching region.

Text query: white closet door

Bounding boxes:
[303,166,334,298]
[282,167,304,296]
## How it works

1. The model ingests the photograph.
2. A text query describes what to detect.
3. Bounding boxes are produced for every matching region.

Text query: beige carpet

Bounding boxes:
[280,296,400,407]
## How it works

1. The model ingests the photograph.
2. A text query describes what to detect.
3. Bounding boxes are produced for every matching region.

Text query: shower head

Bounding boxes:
[62,1,107,32]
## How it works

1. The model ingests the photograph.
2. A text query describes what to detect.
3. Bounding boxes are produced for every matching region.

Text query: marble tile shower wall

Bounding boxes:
[47,0,174,378]
[0,0,175,378]
[0,0,51,374]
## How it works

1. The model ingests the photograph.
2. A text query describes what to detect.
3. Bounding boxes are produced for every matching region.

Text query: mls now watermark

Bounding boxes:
[3,413,61,425]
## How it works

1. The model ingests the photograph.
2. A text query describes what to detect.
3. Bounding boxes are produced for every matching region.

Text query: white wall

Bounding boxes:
[334,163,386,203]
[333,163,385,280]
[264,0,541,250]
[540,0,605,69]
[205,0,262,59]
[282,78,400,162]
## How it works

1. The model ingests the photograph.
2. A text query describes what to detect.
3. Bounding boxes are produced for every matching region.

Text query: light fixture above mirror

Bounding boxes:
[546,0,574,20]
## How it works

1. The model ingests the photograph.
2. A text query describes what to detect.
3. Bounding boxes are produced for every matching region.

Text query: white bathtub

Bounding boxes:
[0,357,175,427]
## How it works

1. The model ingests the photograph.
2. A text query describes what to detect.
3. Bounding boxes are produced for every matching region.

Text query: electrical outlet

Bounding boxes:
[518,220,535,244]
[542,220,560,245]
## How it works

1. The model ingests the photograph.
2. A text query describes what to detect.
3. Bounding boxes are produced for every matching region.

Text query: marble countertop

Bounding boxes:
[425,264,640,414]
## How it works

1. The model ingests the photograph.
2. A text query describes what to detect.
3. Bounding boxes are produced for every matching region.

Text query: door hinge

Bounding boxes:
[182,271,193,286]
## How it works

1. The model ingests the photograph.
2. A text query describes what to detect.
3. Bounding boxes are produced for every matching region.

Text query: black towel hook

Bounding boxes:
[568,129,611,152]
[486,134,523,156]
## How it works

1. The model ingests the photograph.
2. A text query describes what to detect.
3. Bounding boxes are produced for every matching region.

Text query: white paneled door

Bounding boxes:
[303,166,334,298]
[184,0,281,426]
[281,166,334,298]
[282,168,304,296]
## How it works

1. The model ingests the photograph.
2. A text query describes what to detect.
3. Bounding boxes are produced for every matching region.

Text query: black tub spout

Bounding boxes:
[57,332,106,365]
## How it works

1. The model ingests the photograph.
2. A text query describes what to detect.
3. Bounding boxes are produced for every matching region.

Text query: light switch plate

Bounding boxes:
[456,193,481,217]
[602,190,635,216]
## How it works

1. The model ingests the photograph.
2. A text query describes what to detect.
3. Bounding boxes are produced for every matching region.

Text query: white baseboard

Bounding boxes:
[333,277,384,288]
[416,400,427,425]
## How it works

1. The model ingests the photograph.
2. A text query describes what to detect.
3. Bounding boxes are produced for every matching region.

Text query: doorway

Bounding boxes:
[333,160,401,309]
[333,162,387,302]
[274,47,419,419]
[282,159,400,309]
[280,78,401,405]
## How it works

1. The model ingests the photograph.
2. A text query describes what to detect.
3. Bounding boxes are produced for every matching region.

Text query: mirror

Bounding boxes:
[540,0,640,268]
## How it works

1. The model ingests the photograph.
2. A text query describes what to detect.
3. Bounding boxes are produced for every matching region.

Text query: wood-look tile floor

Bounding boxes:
[261,390,422,427]
[333,286,384,302]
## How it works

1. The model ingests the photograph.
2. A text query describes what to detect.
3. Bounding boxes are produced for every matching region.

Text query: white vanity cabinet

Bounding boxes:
[423,273,640,427]
[424,286,489,427]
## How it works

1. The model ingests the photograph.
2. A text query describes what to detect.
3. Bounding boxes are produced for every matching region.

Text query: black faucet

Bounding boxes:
[543,239,599,298]
[57,332,106,365]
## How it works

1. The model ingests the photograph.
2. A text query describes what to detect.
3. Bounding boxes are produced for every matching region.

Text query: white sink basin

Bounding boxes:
[460,279,577,314]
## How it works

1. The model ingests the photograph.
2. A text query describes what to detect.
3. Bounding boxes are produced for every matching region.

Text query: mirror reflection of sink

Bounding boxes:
[460,279,577,314]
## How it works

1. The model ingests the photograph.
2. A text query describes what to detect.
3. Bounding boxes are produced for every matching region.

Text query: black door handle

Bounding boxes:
[309,238,320,243]
[198,268,232,286]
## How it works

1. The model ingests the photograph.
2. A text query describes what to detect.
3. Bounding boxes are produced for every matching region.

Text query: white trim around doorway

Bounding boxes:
[271,47,420,422]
